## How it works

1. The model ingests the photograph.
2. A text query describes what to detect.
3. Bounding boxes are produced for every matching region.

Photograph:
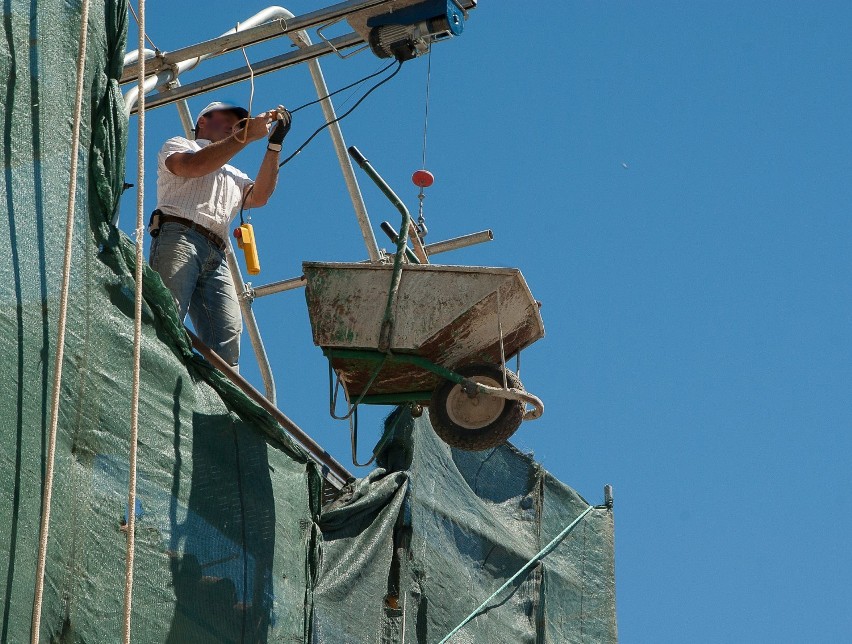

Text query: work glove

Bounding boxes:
[267,107,292,151]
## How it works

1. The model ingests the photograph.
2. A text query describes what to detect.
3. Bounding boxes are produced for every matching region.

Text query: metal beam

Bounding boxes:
[121,0,396,84]
[187,328,353,489]
[128,33,363,114]
[302,47,382,262]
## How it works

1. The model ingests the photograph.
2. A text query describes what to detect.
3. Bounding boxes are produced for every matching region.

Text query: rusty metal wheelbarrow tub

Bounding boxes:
[303,261,546,451]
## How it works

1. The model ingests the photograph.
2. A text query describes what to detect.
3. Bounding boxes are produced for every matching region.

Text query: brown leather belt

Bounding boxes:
[158,214,227,251]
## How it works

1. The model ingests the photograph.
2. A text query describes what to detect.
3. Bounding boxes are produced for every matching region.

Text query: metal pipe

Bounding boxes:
[129,6,304,84]
[407,221,429,263]
[347,146,415,352]
[225,241,278,405]
[302,44,381,262]
[186,328,353,489]
[470,380,544,421]
[327,347,543,419]
[173,86,195,137]
[424,229,493,256]
[120,0,399,83]
[123,71,170,116]
[348,147,415,247]
[359,391,432,405]
[124,7,360,113]
[123,48,157,67]
[252,275,307,298]
[129,33,363,114]
[380,221,420,264]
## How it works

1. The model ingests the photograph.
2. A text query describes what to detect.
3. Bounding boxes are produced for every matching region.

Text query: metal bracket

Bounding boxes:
[450,0,470,20]
[316,19,370,59]
[241,282,256,303]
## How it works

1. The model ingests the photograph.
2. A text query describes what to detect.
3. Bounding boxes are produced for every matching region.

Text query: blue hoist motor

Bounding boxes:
[367,0,468,61]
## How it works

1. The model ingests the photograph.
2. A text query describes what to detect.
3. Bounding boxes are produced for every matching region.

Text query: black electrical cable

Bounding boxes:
[238,60,404,221]
[288,60,397,115]
[277,59,403,169]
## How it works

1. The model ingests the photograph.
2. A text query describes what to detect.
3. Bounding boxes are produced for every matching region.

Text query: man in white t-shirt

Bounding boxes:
[150,100,291,368]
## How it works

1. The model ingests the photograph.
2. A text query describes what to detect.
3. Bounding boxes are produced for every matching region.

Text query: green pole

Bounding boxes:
[348,146,419,353]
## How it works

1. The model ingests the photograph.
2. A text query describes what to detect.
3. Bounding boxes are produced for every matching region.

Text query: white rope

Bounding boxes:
[233,37,256,145]
[30,0,91,639]
[123,0,146,638]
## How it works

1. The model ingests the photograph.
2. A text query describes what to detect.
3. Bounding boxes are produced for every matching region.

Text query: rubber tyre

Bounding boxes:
[428,364,524,451]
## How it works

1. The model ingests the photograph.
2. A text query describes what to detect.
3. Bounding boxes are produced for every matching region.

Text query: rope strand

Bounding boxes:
[31,0,91,639]
[233,38,255,145]
[122,0,146,637]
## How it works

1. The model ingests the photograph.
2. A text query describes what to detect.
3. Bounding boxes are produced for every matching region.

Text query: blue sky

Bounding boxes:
[120,2,852,641]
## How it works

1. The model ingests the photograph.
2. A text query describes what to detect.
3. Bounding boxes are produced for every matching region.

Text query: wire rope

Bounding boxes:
[128,1,159,52]
[421,47,432,170]
[416,49,433,236]
[233,36,255,145]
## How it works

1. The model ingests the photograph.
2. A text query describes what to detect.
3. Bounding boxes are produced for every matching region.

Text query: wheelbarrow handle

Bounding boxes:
[348,145,368,168]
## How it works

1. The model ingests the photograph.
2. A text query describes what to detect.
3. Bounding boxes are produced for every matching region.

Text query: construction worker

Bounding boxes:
[149,100,291,368]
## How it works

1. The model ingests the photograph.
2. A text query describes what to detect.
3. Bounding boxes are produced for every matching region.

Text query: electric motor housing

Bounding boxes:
[367,0,465,61]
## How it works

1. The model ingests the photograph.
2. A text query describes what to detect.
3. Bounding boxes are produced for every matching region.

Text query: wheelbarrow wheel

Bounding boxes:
[428,364,524,451]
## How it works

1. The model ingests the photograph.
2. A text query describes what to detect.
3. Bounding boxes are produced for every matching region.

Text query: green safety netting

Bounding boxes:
[1,1,320,641]
[0,0,617,641]
[313,408,617,643]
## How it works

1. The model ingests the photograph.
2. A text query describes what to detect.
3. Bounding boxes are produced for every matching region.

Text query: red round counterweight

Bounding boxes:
[412,169,434,188]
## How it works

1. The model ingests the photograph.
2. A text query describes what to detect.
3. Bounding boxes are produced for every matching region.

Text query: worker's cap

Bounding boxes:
[196,101,249,121]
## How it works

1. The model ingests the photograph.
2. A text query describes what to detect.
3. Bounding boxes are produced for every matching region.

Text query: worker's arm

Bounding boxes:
[165,112,274,178]
[243,149,280,209]
[243,108,291,209]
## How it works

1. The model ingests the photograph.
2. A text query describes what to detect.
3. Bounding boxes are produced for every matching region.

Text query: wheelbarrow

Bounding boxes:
[303,147,545,453]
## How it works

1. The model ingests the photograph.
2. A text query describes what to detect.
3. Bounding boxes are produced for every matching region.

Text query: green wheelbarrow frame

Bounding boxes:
[324,347,544,420]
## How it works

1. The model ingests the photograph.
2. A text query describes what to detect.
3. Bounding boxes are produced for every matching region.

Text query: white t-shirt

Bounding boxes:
[156,137,253,238]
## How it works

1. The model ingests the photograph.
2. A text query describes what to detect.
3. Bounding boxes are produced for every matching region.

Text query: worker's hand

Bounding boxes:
[241,111,279,143]
[268,105,292,146]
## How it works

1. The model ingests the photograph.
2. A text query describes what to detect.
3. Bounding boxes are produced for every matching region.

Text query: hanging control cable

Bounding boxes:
[277,59,403,169]
[238,59,404,221]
